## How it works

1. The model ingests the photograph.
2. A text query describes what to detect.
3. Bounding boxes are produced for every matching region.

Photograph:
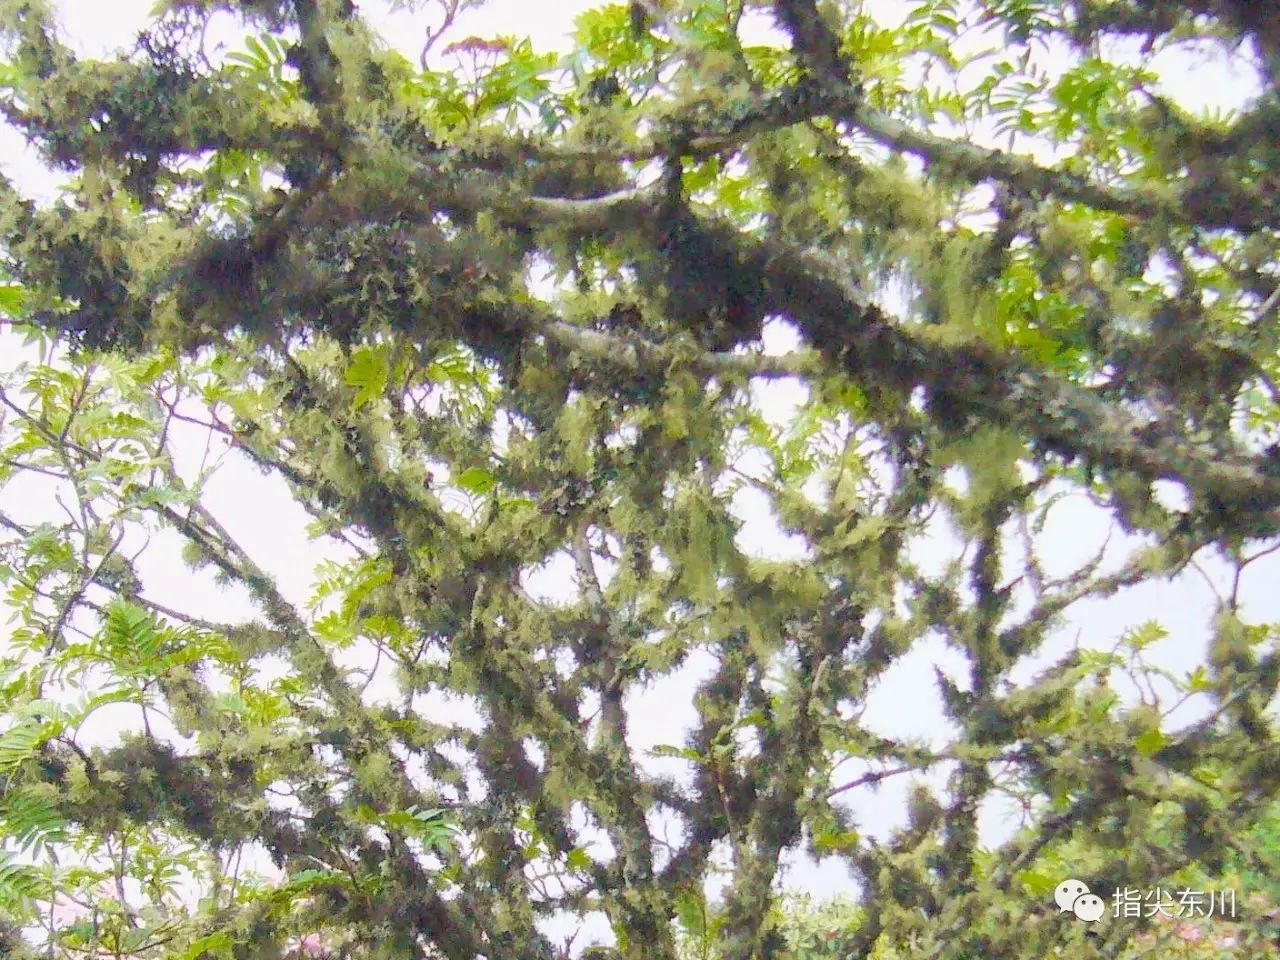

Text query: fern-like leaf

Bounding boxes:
[0,722,49,776]
[104,600,161,663]
[0,852,49,912]
[0,785,68,857]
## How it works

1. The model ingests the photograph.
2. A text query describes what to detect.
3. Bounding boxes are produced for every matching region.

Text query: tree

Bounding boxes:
[1,0,1280,957]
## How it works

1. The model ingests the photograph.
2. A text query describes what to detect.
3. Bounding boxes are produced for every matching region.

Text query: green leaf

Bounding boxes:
[270,868,348,903]
[0,61,22,88]
[1135,727,1166,757]
[181,931,234,960]
[344,347,390,410]
[0,852,48,910]
[60,918,97,943]
[405,805,457,851]
[811,827,860,853]
[133,484,200,507]
[0,784,68,855]
[104,600,161,662]
[455,467,496,495]
[0,282,26,316]
[0,720,53,774]
[674,888,708,940]
[1186,666,1213,693]
[648,744,704,763]
[211,692,248,715]
[1122,620,1167,651]
[1018,868,1058,897]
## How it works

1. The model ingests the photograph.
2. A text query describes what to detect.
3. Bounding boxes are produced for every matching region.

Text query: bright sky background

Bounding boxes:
[1,0,1278,952]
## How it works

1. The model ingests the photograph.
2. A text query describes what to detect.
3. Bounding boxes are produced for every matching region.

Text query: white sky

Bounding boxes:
[1,0,1278,952]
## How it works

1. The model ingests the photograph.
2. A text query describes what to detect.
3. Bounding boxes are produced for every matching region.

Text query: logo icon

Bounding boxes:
[1054,878,1104,922]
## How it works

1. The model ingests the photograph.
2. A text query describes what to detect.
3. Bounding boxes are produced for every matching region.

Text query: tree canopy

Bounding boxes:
[2,0,1280,958]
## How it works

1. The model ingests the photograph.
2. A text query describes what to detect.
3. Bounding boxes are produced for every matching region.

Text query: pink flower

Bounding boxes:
[1217,934,1238,948]
[1174,922,1203,942]
[298,934,331,957]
